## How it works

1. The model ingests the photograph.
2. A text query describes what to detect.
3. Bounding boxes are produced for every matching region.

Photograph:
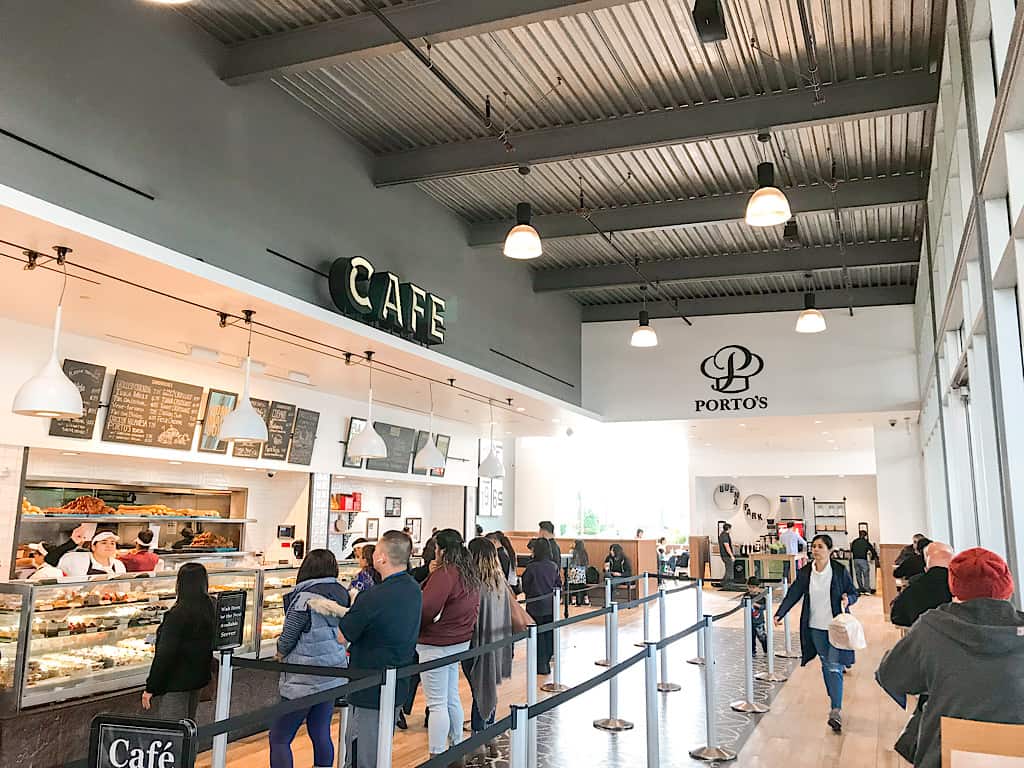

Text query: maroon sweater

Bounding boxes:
[419,565,480,647]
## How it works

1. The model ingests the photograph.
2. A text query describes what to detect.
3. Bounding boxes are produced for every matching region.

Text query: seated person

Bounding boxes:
[604,544,632,577]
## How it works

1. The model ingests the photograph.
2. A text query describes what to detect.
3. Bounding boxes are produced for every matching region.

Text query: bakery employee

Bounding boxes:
[26,543,64,581]
[59,531,127,577]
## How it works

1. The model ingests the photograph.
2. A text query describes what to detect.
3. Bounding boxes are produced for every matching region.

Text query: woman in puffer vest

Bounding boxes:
[269,548,351,768]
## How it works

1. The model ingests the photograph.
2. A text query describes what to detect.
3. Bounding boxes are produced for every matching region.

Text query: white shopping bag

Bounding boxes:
[828,612,867,650]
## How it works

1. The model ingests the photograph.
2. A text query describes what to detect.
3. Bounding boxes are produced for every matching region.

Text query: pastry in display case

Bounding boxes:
[0,569,259,713]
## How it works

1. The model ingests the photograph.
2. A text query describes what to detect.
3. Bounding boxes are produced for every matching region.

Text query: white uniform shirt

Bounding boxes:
[808,562,834,630]
[29,563,65,581]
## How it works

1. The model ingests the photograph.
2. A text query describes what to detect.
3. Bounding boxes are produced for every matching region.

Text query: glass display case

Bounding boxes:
[0,568,259,713]
[258,561,361,655]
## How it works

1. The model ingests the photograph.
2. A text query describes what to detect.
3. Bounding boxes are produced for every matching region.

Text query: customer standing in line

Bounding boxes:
[491,531,521,594]
[568,539,591,606]
[521,538,560,675]
[849,530,879,593]
[774,534,859,733]
[876,548,1024,768]
[536,521,562,566]
[718,523,735,587]
[779,521,806,583]
[349,542,382,600]
[269,549,351,768]
[337,531,422,768]
[417,528,481,763]
[463,537,513,758]
[141,562,215,721]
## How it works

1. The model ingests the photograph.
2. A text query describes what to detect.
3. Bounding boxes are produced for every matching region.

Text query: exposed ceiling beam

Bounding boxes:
[580,285,917,322]
[533,241,920,293]
[375,72,939,185]
[221,0,630,84]
[469,175,924,245]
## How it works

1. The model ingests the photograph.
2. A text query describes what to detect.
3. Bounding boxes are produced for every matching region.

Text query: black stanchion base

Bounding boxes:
[689,745,738,761]
[686,656,705,666]
[730,699,770,714]
[755,671,789,683]
[593,718,634,732]
[656,682,682,692]
[540,682,569,693]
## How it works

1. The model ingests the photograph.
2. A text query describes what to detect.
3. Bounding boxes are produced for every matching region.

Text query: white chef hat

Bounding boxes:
[26,542,47,556]
[91,531,119,545]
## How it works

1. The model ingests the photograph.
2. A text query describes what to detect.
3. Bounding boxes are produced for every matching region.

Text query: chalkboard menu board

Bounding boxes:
[288,408,319,466]
[365,422,418,473]
[100,370,203,450]
[214,589,247,650]
[263,401,297,460]
[231,398,270,458]
[49,359,106,439]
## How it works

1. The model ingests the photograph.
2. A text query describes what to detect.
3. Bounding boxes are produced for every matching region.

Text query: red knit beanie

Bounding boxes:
[948,547,1014,601]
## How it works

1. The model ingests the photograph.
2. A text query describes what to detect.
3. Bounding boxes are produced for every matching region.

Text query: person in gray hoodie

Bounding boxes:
[876,547,1024,768]
[269,549,351,768]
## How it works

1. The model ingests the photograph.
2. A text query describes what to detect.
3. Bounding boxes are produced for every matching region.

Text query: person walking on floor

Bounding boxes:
[774,534,859,733]
[718,523,736,587]
[521,537,560,675]
[876,547,1024,768]
[141,563,215,721]
[890,542,954,627]
[269,549,351,768]
[417,528,481,764]
[779,521,806,582]
[463,537,513,759]
[337,531,422,768]
[849,530,879,593]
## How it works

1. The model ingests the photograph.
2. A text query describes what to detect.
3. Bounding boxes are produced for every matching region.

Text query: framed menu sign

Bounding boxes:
[100,370,203,449]
[214,589,246,651]
[365,422,417,473]
[411,431,451,477]
[49,359,106,439]
[342,417,366,469]
[287,408,320,466]
[263,401,297,460]
[197,389,237,454]
[231,398,270,458]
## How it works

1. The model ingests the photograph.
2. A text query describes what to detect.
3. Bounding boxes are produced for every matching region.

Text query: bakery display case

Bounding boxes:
[0,568,259,713]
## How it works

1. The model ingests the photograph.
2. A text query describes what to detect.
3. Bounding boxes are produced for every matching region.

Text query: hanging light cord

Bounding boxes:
[58,260,68,306]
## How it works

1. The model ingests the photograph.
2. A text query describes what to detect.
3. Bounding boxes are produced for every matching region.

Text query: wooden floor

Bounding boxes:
[199,584,911,767]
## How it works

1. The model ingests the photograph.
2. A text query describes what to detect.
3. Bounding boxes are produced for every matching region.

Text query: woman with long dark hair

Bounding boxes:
[269,548,350,768]
[350,543,382,600]
[417,528,481,759]
[774,534,859,733]
[568,539,590,606]
[604,543,632,577]
[142,563,215,720]
[463,538,513,757]
[521,538,560,674]
[491,530,520,593]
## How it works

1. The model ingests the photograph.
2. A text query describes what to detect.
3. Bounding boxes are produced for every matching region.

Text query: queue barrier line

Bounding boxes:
[710,602,747,623]
[653,618,705,652]
[231,657,380,679]
[528,647,648,720]
[665,581,700,595]
[544,603,612,632]
[396,629,531,679]
[620,591,662,611]
[413,712,514,768]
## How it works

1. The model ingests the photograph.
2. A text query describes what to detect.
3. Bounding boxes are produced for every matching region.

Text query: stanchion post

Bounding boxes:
[211,648,233,768]
[755,586,789,683]
[335,700,349,768]
[731,598,769,714]
[541,589,568,693]
[596,579,613,666]
[689,616,737,762]
[643,642,660,768]
[508,705,529,768]
[376,667,397,768]
[776,576,800,659]
[594,602,634,731]
[656,582,680,692]
[526,625,538,768]
[635,575,650,648]
[687,579,706,665]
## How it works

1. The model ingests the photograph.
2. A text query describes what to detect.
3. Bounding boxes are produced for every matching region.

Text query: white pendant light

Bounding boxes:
[630,285,659,348]
[745,133,791,228]
[13,252,83,419]
[219,310,269,444]
[414,383,445,471]
[348,351,388,460]
[478,400,505,479]
[795,292,827,334]
[503,202,543,260]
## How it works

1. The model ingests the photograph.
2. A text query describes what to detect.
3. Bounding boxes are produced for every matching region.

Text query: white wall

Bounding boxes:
[874,424,929,544]
[329,476,464,542]
[692,474,880,547]
[582,306,920,421]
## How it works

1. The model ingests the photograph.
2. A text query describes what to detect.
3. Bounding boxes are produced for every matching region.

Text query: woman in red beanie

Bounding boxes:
[876,547,1024,768]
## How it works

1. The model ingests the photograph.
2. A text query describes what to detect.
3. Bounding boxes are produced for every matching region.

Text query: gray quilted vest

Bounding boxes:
[279,591,349,700]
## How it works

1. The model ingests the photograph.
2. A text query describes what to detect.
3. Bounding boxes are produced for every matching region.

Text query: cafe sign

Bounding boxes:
[329,257,447,346]
[89,716,196,768]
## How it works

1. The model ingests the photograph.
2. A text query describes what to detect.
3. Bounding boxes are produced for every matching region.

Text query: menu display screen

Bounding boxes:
[263,401,297,460]
[288,408,320,466]
[100,370,203,450]
[49,359,106,439]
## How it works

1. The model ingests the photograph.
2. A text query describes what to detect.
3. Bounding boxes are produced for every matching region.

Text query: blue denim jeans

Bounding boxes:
[853,558,871,591]
[809,628,843,709]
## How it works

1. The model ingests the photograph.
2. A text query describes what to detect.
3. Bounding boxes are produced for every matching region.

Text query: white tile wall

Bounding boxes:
[0,444,26,575]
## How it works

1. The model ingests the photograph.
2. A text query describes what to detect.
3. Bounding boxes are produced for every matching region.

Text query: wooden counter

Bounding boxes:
[879,543,905,620]
[505,533,657,577]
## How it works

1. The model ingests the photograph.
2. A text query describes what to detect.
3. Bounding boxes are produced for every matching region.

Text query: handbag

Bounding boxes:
[509,588,533,633]
[568,565,586,584]
[828,612,867,651]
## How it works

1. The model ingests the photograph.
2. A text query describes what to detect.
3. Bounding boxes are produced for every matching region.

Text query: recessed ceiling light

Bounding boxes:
[552,418,561,424]
[838,474,845,478]
[832,446,839,451]
[826,438,835,443]
[244,468,258,472]
[739,423,746,428]
[814,419,823,424]
[385,479,394,484]
[61,451,79,456]
[516,406,526,413]
[168,460,183,465]
[784,475,791,479]
[821,431,830,435]
[704,442,712,447]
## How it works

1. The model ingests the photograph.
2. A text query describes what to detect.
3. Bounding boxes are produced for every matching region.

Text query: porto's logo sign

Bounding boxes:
[696,344,767,413]
[700,345,764,394]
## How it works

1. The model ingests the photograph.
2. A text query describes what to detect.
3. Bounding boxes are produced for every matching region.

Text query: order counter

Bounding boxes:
[505,533,658,577]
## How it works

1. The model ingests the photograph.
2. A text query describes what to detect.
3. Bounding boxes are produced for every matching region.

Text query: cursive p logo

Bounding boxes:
[700,345,764,394]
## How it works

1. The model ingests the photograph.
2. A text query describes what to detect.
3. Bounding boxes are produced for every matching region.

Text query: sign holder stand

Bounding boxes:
[211,648,234,768]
